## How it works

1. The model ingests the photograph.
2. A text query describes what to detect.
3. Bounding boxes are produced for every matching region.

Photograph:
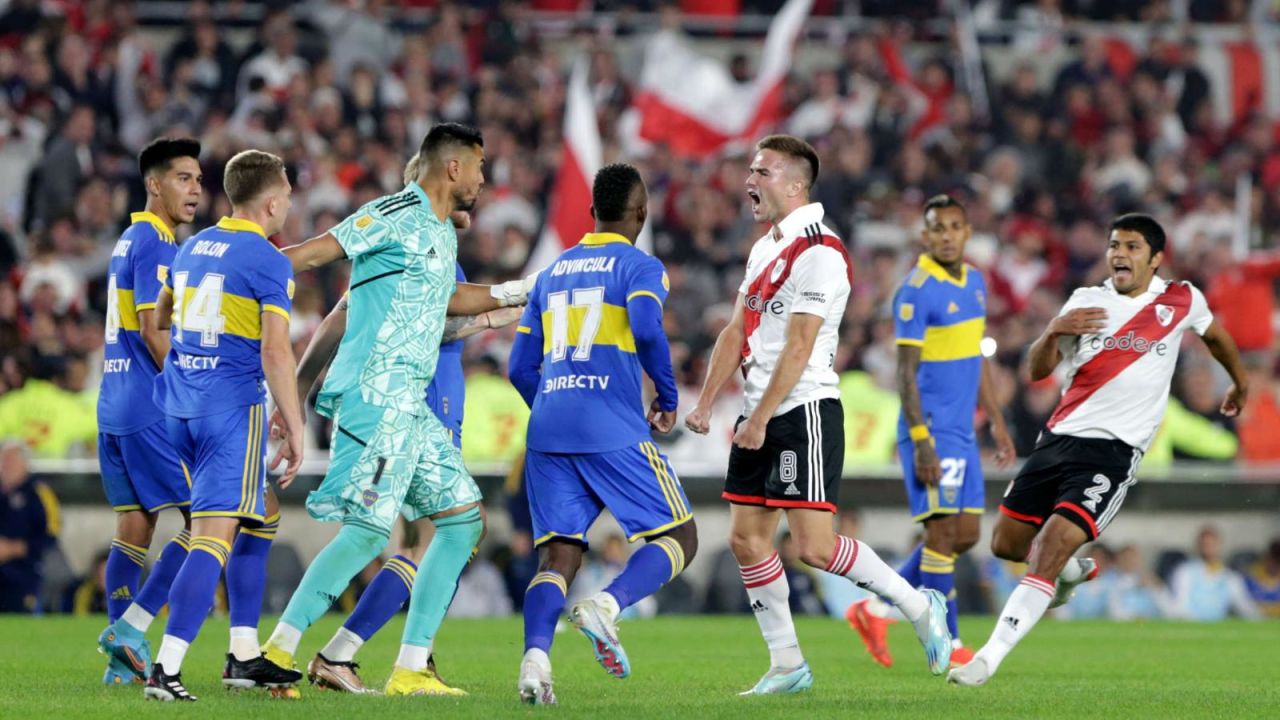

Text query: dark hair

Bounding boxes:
[223,149,287,206]
[755,134,819,188]
[1109,213,1166,256]
[923,193,966,218]
[418,122,484,164]
[592,163,644,222]
[138,137,201,178]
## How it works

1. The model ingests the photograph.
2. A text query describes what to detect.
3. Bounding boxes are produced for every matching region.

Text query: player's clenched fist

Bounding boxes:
[1050,307,1107,336]
[648,399,677,434]
[684,405,712,434]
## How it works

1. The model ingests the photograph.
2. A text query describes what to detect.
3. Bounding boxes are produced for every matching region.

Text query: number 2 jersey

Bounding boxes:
[513,233,677,454]
[154,217,294,418]
[98,212,178,434]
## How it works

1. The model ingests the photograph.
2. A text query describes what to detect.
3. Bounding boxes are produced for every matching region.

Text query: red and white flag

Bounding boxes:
[622,0,813,159]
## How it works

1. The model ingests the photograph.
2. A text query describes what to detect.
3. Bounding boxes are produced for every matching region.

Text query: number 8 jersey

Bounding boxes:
[516,233,672,454]
[154,217,294,418]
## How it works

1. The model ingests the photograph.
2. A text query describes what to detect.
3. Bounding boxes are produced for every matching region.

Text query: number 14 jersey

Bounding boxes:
[517,233,669,454]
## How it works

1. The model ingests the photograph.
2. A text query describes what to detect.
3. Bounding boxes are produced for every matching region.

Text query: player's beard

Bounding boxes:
[453,189,478,213]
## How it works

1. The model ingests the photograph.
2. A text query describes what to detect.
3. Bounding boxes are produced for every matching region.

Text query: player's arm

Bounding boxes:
[979,357,1015,466]
[627,274,679,433]
[1199,320,1249,416]
[284,232,347,273]
[734,312,823,450]
[134,240,178,367]
[447,275,538,316]
[685,294,745,434]
[261,310,303,487]
[295,295,348,404]
[508,302,543,407]
[150,286,176,364]
[896,343,942,486]
[137,309,170,368]
[442,306,524,341]
[1028,302,1107,381]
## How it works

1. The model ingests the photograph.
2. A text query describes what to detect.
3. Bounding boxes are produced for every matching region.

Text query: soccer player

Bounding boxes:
[847,195,1014,669]
[685,135,951,694]
[143,149,305,701]
[95,138,202,685]
[949,214,1248,686]
[507,163,695,706]
[261,123,532,696]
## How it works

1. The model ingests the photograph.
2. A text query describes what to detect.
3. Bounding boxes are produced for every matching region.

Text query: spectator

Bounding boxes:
[30,104,96,229]
[1243,538,1280,618]
[1234,355,1280,464]
[65,547,109,616]
[1170,526,1261,621]
[461,354,530,467]
[838,369,899,470]
[0,441,60,613]
[1107,545,1174,621]
[0,353,98,458]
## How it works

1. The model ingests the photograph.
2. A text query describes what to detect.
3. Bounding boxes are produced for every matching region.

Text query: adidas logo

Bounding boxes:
[110,587,133,600]
[426,247,438,258]
[783,483,801,496]
[1003,615,1020,630]
[750,599,767,613]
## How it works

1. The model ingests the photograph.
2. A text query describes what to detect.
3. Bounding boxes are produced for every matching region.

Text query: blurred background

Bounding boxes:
[0,0,1277,622]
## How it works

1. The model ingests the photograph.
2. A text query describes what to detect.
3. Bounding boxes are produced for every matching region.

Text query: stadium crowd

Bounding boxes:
[0,2,1278,617]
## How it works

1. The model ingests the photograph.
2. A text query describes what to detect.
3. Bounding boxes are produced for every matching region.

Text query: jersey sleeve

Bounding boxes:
[790,246,850,317]
[626,256,670,306]
[132,235,177,311]
[893,280,929,346]
[330,209,397,258]
[1186,283,1214,336]
[509,290,544,407]
[254,247,295,321]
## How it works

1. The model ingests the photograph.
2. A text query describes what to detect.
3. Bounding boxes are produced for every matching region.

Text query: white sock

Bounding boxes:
[397,643,431,672]
[1057,557,1086,583]
[521,647,550,671]
[826,535,928,622]
[266,622,302,656]
[121,604,155,633]
[740,553,804,670]
[229,626,260,661]
[978,573,1055,673]
[321,627,365,663]
[156,635,190,675]
[595,591,621,619]
[864,597,892,618]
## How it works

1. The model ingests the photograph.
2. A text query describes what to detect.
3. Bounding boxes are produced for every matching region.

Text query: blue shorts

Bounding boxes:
[900,436,984,522]
[167,403,267,522]
[99,422,191,513]
[525,441,692,546]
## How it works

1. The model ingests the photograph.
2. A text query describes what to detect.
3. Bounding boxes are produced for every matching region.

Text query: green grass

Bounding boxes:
[0,615,1274,719]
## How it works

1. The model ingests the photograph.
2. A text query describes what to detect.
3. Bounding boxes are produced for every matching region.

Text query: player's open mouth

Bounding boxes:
[184,202,198,214]
[747,189,760,210]
[1112,264,1131,282]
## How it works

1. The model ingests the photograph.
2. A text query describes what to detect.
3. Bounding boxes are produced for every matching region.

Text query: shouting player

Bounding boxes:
[144,150,305,701]
[950,214,1248,686]
[848,194,1014,669]
[95,138,202,685]
[262,123,532,696]
[508,163,695,706]
[685,135,951,694]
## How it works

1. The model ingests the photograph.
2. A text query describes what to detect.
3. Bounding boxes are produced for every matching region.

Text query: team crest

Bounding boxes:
[662,272,670,291]
[287,279,296,299]
[362,489,379,507]
[770,259,787,283]
[947,301,959,314]
[157,265,169,282]
[355,215,373,230]
[944,487,958,503]
[899,303,914,322]
[1155,304,1173,327]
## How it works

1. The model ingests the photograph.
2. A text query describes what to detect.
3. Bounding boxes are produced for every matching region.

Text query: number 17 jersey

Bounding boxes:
[517,233,669,454]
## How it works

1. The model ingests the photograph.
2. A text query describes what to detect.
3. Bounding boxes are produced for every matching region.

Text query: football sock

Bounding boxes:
[321,627,366,664]
[341,555,417,643]
[131,530,191,622]
[106,538,147,622]
[155,635,190,676]
[740,553,804,669]
[897,542,924,588]
[396,644,430,672]
[401,507,482,652]
[978,573,1054,673]
[226,514,277,631]
[278,523,386,635]
[1057,556,1086,583]
[229,626,259,662]
[826,535,929,621]
[265,622,302,657]
[920,547,958,640]
[604,536,686,609]
[523,571,568,653]
[164,536,230,644]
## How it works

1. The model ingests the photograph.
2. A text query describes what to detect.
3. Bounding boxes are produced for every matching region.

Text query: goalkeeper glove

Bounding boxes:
[490,270,539,307]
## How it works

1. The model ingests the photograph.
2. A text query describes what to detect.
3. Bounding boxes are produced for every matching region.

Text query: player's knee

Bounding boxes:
[664,519,699,566]
[116,510,157,547]
[728,528,771,565]
[338,523,390,562]
[989,527,1025,562]
[540,540,583,578]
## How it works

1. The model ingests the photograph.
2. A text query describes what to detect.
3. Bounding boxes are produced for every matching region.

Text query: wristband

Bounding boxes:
[909,424,931,442]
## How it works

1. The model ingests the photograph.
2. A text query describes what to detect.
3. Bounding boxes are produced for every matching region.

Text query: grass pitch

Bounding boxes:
[0,615,1273,719]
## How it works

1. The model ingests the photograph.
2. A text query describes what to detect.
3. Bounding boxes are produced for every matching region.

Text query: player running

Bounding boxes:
[950,214,1248,686]
[508,163,696,706]
[685,135,951,695]
[144,150,305,701]
[847,195,1014,669]
[94,138,203,686]
[261,123,532,697]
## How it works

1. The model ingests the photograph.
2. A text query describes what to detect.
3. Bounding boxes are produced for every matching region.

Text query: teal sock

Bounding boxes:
[280,523,386,632]
[402,507,483,649]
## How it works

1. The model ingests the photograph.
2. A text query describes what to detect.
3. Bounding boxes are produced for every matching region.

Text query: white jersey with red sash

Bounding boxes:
[738,202,852,418]
[1047,276,1213,451]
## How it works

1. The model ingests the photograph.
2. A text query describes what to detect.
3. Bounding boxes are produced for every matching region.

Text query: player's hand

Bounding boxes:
[483,306,524,329]
[733,416,767,450]
[450,210,471,230]
[270,428,304,489]
[914,440,942,486]
[685,405,712,435]
[1220,382,1248,417]
[991,422,1016,469]
[268,406,288,441]
[490,270,540,307]
[647,399,677,433]
[1050,307,1108,337]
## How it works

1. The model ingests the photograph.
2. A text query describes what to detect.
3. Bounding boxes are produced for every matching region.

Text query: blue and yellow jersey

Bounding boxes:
[98,212,178,434]
[424,263,467,447]
[154,217,294,419]
[892,254,987,442]
[517,233,670,454]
